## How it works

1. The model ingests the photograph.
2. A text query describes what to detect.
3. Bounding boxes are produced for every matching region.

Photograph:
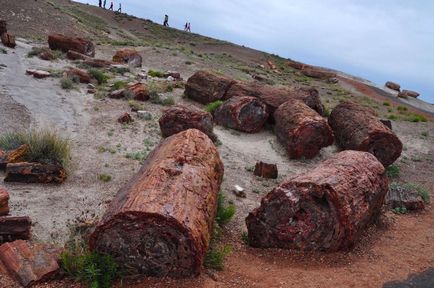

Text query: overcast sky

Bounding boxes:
[77,0,434,103]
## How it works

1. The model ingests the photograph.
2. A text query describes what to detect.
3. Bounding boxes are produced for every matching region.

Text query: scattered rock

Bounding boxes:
[0,187,9,216]
[109,89,125,99]
[233,185,246,198]
[66,67,91,83]
[0,217,32,244]
[0,240,62,287]
[1,32,16,48]
[386,183,426,211]
[138,72,147,80]
[266,60,277,70]
[48,33,95,57]
[87,83,96,89]
[109,83,149,101]
[112,48,142,67]
[398,90,420,99]
[137,110,152,120]
[385,81,401,92]
[185,70,236,104]
[164,71,182,80]
[254,162,278,179]
[37,48,55,61]
[328,77,339,84]
[87,89,96,94]
[25,69,51,79]
[5,162,67,184]
[118,112,133,124]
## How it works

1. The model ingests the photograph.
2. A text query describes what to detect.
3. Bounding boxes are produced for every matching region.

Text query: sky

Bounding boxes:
[77,0,434,103]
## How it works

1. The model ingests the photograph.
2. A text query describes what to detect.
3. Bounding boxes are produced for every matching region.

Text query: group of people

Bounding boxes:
[98,0,121,13]
[163,15,192,33]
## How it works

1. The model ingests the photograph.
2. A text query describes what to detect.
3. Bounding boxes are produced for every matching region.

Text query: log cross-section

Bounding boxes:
[90,129,224,278]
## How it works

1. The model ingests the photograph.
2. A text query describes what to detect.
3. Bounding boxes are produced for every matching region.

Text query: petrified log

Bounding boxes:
[246,150,388,251]
[301,68,336,80]
[0,217,31,244]
[66,67,91,83]
[84,58,114,68]
[109,83,149,101]
[0,187,9,216]
[26,69,51,79]
[38,49,55,61]
[274,101,333,159]
[398,90,420,99]
[385,81,401,92]
[159,105,216,141]
[0,144,29,170]
[48,33,95,57]
[185,71,236,104]
[287,59,306,70]
[386,184,425,211]
[1,32,16,48]
[66,49,89,60]
[89,129,224,278]
[112,48,142,67]
[254,162,278,179]
[4,162,66,184]
[117,112,133,124]
[225,82,325,116]
[328,101,402,166]
[214,96,268,133]
[0,20,6,35]
[0,240,62,287]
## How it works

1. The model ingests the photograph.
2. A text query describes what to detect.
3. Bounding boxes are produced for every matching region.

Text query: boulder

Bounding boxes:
[385,81,401,92]
[1,32,16,48]
[0,187,9,216]
[25,69,51,79]
[48,33,95,57]
[386,183,426,211]
[112,48,142,67]
[66,67,91,83]
[0,240,62,287]
[0,217,31,244]
[254,162,278,179]
[159,105,216,141]
[4,162,66,184]
[399,90,420,99]
[214,96,269,133]
[185,71,236,104]
[118,112,133,124]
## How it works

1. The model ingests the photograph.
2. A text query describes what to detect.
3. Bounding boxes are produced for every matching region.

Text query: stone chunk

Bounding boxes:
[254,162,278,179]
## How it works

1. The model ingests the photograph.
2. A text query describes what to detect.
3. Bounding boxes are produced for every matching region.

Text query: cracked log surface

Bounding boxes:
[90,129,224,278]
[246,151,388,251]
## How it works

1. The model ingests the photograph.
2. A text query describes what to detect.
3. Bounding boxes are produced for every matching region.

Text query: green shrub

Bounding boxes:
[0,129,71,169]
[60,78,74,90]
[128,100,144,111]
[216,193,236,226]
[125,150,148,162]
[110,66,130,75]
[185,61,193,65]
[390,182,430,204]
[387,114,398,120]
[98,174,112,182]
[397,105,408,112]
[383,101,390,106]
[406,114,427,123]
[147,69,165,78]
[112,80,127,90]
[162,96,175,106]
[89,69,109,85]
[204,245,232,271]
[149,91,162,104]
[393,207,408,214]
[386,164,400,178]
[27,47,43,58]
[0,48,7,54]
[204,100,224,114]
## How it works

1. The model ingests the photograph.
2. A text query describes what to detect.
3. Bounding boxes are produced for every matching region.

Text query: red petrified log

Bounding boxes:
[66,67,91,83]
[89,129,224,278]
[0,187,9,216]
[246,150,388,251]
[159,105,216,141]
[66,49,89,60]
[225,82,325,116]
[0,217,31,244]
[328,101,402,167]
[301,68,336,80]
[214,96,268,133]
[274,101,333,159]
[0,144,29,171]
[112,48,142,67]
[4,162,66,184]
[185,71,236,104]
[48,33,95,57]
[1,32,16,48]
[117,112,133,124]
[254,162,278,179]
[0,240,62,287]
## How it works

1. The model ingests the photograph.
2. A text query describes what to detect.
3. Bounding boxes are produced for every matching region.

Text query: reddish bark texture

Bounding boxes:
[254,162,278,179]
[89,129,224,278]
[0,240,62,287]
[159,105,216,141]
[301,68,336,80]
[0,145,29,171]
[328,101,403,167]
[385,81,401,92]
[66,49,88,60]
[112,48,142,67]
[48,34,95,56]
[109,83,149,101]
[4,162,66,184]
[246,151,388,251]
[398,90,420,98]
[118,112,133,124]
[66,67,91,83]
[185,71,235,104]
[0,187,9,216]
[0,217,31,244]
[1,32,16,48]
[214,96,269,133]
[274,101,333,159]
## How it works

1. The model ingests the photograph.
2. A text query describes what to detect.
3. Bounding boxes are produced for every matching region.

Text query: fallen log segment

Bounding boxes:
[48,33,95,57]
[0,217,32,244]
[90,129,224,278]
[1,32,16,48]
[0,187,9,216]
[328,101,402,166]
[112,48,142,67]
[159,105,217,141]
[301,68,336,80]
[4,162,66,184]
[254,162,278,179]
[214,96,268,133]
[66,67,91,83]
[246,150,388,251]
[0,144,29,171]
[274,101,333,159]
[0,240,62,287]
[185,71,236,104]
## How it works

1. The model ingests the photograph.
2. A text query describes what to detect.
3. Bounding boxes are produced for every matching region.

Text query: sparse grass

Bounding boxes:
[112,80,127,90]
[162,96,175,106]
[245,166,254,172]
[0,47,7,54]
[204,100,224,114]
[60,78,74,90]
[405,114,427,123]
[204,245,232,271]
[383,101,391,106]
[392,207,408,214]
[110,66,130,75]
[397,105,408,112]
[88,69,109,85]
[216,192,236,226]
[387,114,398,120]
[149,91,162,104]
[386,164,400,178]
[421,131,429,137]
[241,232,249,245]
[147,69,165,78]
[125,150,148,162]
[98,174,112,182]
[0,129,71,170]
[128,100,144,111]
[323,106,331,117]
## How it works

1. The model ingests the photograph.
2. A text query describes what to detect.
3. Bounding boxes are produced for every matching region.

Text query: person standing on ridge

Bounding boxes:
[117,3,121,12]
[184,22,188,31]
[187,22,191,32]
[98,0,102,8]
[103,0,106,9]
[163,14,169,27]
[109,1,114,11]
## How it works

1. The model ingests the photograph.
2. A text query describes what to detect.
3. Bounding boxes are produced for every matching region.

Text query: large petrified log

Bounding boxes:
[185,71,236,104]
[246,150,388,251]
[0,187,9,216]
[4,162,66,184]
[48,33,95,57]
[1,32,16,48]
[214,96,269,133]
[112,48,142,67]
[385,81,401,92]
[398,90,420,99]
[274,101,333,159]
[159,105,217,141]
[66,67,91,83]
[0,240,62,287]
[254,162,278,179]
[225,82,325,116]
[328,101,402,166]
[89,129,224,278]
[0,217,31,244]
[0,144,29,171]
[301,68,336,80]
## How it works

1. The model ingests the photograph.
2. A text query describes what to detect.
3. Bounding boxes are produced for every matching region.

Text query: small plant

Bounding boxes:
[421,131,428,137]
[110,66,130,75]
[89,69,109,85]
[99,174,112,182]
[216,192,236,226]
[204,245,232,271]
[125,150,148,162]
[147,69,165,78]
[162,96,175,106]
[241,232,249,245]
[128,100,144,111]
[0,47,7,54]
[149,91,162,104]
[406,114,427,123]
[383,101,391,106]
[112,80,127,90]
[245,166,254,172]
[204,100,224,114]
[386,164,400,178]
[392,207,408,214]
[60,78,74,90]
[387,114,398,120]
[397,105,408,112]
[323,106,331,117]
